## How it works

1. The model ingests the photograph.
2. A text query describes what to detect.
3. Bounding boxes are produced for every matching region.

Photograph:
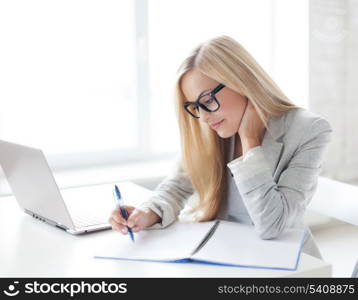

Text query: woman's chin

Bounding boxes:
[216,128,237,139]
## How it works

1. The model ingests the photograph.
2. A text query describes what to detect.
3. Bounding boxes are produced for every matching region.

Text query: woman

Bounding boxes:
[109,35,332,259]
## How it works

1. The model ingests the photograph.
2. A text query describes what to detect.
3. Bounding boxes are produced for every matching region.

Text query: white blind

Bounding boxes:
[0,0,137,159]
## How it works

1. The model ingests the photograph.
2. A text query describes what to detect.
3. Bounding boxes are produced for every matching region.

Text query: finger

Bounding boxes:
[109,217,126,231]
[131,225,143,233]
[111,221,128,234]
[243,98,250,111]
[111,209,127,226]
[109,216,119,226]
[238,100,249,131]
[124,206,136,214]
[120,227,128,234]
[111,206,136,223]
[127,209,141,228]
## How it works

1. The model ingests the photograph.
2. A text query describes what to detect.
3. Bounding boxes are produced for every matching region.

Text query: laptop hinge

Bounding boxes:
[24,209,69,231]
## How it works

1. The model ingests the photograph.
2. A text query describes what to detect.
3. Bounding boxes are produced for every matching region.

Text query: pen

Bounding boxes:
[113,185,135,242]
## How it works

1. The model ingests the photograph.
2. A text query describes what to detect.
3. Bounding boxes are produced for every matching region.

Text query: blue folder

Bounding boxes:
[94,220,307,271]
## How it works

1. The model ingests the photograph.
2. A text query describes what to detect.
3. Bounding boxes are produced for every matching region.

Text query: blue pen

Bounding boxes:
[113,185,135,242]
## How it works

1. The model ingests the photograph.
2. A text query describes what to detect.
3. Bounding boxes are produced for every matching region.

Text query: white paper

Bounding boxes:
[94,221,216,261]
[191,220,305,270]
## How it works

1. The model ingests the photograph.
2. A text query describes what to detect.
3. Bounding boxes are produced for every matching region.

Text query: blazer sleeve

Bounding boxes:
[227,117,333,239]
[137,158,195,229]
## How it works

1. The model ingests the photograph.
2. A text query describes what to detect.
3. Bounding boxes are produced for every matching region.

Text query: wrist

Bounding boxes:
[146,208,161,225]
[241,138,261,156]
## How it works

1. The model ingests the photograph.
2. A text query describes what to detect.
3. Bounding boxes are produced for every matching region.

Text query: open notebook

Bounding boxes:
[94,220,308,271]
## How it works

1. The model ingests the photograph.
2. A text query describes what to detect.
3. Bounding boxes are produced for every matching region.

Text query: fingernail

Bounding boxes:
[127,221,133,227]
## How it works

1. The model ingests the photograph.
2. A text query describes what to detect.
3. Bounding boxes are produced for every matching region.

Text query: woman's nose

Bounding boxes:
[199,108,210,123]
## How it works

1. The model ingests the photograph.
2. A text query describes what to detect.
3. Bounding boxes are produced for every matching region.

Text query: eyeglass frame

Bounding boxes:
[183,83,225,118]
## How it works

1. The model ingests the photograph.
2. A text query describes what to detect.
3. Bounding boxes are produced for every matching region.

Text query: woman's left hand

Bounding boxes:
[238,100,267,156]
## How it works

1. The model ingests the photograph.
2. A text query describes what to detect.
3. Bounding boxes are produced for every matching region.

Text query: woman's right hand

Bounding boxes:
[108,205,161,234]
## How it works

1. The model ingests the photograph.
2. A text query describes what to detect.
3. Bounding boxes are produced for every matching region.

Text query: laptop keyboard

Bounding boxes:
[60,185,114,229]
[72,214,109,228]
[60,182,152,229]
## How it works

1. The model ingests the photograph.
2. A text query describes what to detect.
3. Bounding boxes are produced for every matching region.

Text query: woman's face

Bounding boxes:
[181,68,248,139]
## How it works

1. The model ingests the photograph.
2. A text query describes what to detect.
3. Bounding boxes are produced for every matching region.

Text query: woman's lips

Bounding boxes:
[211,119,224,129]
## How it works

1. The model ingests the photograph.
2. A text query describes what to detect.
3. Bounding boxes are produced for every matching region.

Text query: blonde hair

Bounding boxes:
[175,35,299,221]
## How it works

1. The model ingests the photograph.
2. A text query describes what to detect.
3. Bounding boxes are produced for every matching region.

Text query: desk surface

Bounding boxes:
[0,185,331,278]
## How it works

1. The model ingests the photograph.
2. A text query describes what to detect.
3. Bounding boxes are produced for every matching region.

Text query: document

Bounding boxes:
[94,220,307,271]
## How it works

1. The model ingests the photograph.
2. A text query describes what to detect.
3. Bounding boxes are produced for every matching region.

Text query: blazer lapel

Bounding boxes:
[261,114,285,177]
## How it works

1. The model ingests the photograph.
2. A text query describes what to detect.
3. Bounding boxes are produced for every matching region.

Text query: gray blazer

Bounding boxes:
[138,107,333,259]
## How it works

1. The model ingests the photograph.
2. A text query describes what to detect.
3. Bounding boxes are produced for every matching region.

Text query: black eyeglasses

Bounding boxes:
[183,83,225,118]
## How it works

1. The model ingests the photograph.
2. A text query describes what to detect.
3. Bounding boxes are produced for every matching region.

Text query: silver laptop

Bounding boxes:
[0,139,153,235]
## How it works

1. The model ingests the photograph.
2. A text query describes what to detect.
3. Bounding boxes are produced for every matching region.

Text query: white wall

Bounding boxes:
[310,0,358,184]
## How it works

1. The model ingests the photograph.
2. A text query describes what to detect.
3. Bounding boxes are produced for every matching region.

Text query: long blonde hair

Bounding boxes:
[175,35,299,221]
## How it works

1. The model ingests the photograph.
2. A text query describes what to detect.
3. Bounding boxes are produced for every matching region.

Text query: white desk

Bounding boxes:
[308,176,358,226]
[0,186,331,278]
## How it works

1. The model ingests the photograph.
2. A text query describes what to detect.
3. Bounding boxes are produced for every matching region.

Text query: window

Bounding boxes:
[0,0,138,170]
[0,0,308,194]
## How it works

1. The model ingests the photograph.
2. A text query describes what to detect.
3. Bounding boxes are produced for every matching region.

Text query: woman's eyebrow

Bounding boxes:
[196,88,211,99]
[185,88,211,103]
